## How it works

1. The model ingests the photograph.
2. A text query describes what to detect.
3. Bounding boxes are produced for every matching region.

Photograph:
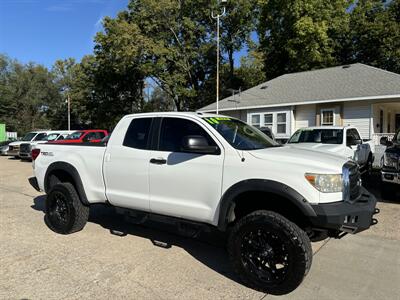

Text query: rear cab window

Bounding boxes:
[123,118,153,150]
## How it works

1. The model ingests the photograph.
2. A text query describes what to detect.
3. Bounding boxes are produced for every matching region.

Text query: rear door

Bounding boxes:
[148,116,224,223]
[103,117,153,211]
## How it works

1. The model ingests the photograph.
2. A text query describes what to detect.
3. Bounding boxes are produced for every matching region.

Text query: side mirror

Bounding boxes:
[347,137,362,146]
[181,135,219,154]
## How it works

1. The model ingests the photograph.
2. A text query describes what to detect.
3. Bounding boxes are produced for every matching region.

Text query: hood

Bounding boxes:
[287,143,344,153]
[248,145,350,174]
[8,141,25,146]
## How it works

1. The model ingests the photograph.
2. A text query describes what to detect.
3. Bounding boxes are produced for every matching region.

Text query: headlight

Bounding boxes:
[305,173,342,193]
[383,153,398,168]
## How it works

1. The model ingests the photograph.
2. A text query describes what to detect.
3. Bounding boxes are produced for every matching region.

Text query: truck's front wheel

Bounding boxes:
[45,183,89,234]
[227,210,312,295]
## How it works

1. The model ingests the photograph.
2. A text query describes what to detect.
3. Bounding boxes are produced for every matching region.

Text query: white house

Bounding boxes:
[199,63,400,146]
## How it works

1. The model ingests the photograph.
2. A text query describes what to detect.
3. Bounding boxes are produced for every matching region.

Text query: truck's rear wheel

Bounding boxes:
[227,210,312,295]
[45,183,89,234]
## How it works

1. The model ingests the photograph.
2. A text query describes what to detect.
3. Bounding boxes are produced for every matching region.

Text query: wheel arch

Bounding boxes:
[44,162,89,205]
[217,179,316,231]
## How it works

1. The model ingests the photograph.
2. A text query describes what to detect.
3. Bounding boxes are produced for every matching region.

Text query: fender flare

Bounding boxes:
[44,162,89,205]
[217,179,316,231]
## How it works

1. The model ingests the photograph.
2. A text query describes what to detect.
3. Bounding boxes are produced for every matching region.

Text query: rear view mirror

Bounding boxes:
[181,135,219,154]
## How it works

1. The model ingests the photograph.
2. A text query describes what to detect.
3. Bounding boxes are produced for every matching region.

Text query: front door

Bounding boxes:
[104,117,153,211]
[148,117,224,223]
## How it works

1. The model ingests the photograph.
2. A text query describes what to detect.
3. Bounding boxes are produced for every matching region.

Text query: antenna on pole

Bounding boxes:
[211,0,227,115]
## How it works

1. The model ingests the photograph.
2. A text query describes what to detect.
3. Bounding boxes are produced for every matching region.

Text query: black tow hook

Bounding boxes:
[371,218,378,226]
[373,208,380,215]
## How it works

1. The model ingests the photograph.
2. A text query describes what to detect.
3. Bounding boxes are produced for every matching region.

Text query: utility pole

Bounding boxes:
[212,0,226,115]
[67,94,71,131]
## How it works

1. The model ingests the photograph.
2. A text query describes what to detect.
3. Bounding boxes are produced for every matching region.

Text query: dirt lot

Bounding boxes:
[0,156,399,300]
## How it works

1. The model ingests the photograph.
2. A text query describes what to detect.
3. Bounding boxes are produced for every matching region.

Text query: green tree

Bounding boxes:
[218,0,257,86]
[257,0,351,79]
[0,54,61,134]
[345,0,400,73]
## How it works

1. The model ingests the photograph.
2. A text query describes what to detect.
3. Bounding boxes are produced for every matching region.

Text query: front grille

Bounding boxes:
[343,161,362,202]
[348,164,361,201]
[19,143,31,153]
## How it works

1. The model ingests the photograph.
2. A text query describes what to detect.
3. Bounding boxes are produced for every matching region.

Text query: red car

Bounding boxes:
[50,130,108,144]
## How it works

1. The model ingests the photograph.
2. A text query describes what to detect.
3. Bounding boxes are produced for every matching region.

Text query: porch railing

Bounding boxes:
[371,133,395,146]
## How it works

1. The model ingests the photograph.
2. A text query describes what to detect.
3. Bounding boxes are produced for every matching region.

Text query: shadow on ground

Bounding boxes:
[31,195,241,285]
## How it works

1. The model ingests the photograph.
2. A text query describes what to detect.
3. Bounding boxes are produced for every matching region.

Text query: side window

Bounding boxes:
[351,129,361,140]
[123,118,152,150]
[83,132,96,142]
[159,118,216,152]
[346,129,360,146]
[34,133,47,141]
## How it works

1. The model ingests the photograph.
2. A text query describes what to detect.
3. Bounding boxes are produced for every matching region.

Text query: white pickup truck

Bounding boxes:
[287,126,374,175]
[29,112,378,295]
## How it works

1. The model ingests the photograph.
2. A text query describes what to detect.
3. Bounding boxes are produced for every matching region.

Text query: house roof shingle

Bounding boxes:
[199,63,400,112]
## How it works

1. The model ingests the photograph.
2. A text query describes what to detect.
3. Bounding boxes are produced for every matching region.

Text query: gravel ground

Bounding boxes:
[0,156,399,299]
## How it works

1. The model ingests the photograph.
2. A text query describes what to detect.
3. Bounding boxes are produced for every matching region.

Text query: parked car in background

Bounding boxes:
[7,131,50,158]
[287,126,374,176]
[380,130,400,200]
[19,131,73,160]
[0,139,17,156]
[50,130,108,144]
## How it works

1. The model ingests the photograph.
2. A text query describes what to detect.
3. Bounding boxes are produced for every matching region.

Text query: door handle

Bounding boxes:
[150,158,167,165]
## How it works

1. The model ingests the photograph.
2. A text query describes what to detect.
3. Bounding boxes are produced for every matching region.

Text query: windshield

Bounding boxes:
[203,117,279,150]
[21,132,37,141]
[65,131,84,140]
[44,133,59,141]
[288,129,343,144]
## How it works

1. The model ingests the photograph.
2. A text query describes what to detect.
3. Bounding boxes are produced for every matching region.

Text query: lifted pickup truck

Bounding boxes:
[29,112,378,295]
[287,126,374,176]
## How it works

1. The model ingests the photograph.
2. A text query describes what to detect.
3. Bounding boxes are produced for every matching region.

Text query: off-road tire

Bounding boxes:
[227,210,312,295]
[45,182,89,234]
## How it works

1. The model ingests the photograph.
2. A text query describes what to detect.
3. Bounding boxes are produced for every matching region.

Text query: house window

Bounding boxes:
[251,115,261,128]
[321,109,335,126]
[249,111,290,137]
[263,114,273,129]
[277,113,287,134]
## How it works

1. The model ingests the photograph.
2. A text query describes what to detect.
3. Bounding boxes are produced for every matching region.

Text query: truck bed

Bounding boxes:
[34,143,108,203]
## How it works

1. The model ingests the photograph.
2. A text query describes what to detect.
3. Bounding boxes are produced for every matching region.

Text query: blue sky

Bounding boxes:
[0,0,129,68]
[0,0,249,69]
